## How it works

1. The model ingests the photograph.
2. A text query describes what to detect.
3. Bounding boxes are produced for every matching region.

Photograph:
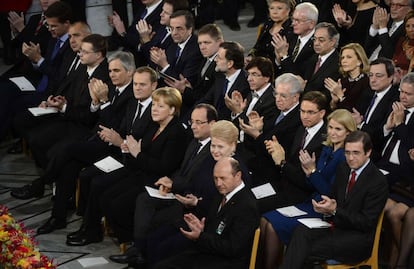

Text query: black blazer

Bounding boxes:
[163,34,204,88]
[248,105,302,186]
[304,50,340,102]
[328,161,388,262]
[365,21,405,59]
[201,70,250,120]
[361,85,399,161]
[280,37,316,79]
[125,116,189,181]
[195,187,260,267]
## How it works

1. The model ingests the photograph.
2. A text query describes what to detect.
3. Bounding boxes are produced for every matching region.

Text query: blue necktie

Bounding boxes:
[37,39,62,92]
[363,94,377,123]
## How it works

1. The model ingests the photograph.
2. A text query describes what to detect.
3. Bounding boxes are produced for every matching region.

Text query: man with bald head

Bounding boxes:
[154,157,259,269]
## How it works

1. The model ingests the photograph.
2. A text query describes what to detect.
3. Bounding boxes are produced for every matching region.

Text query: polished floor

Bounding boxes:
[0,4,258,269]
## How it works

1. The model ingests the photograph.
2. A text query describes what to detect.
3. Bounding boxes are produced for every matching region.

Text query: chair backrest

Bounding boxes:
[249,228,260,269]
[323,210,385,269]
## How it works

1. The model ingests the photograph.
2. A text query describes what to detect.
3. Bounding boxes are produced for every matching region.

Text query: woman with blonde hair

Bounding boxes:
[325,43,373,113]
[259,109,357,269]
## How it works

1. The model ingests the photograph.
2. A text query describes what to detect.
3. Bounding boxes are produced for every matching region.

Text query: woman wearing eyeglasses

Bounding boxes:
[258,109,357,269]
[324,43,373,114]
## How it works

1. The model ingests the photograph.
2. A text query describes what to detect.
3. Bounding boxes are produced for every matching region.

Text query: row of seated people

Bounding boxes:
[0,2,410,268]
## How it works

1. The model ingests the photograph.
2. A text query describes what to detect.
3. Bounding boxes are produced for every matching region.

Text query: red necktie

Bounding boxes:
[346,171,356,194]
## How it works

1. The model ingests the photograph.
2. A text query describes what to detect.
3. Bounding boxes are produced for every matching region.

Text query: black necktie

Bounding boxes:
[182,142,202,176]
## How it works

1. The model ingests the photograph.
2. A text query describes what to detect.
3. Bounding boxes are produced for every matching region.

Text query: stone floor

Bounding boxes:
[0,4,258,269]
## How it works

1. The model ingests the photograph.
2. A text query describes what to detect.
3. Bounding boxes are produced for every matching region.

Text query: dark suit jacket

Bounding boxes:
[327,161,388,262]
[304,50,340,102]
[365,22,405,59]
[248,105,301,186]
[280,37,316,79]
[280,161,388,267]
[194,187,260,267]
[361,85,399,161]
[163,34,204,88]
[125,116,189,181]
[200,70,250,120]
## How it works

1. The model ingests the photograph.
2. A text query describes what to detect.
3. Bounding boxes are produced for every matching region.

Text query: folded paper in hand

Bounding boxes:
[94,156,124,173]
[28,107,58,116]
[145,186,176,199]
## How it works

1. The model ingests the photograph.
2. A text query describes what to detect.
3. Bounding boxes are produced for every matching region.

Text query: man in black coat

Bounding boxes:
[280,131,388,269]
[154,157,260,269]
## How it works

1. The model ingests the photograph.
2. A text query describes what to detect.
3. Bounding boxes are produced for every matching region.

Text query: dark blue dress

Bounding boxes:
[263,146,345,244]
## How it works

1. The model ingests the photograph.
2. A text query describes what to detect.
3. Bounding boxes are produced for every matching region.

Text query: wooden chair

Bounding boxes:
[249,228,260,269]
[322,210,385,269]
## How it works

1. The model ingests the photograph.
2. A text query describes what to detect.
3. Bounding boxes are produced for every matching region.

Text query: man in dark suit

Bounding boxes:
[276,2,318,79]
[108,0,163,65]
[139,0,189,68]
[199,41,249,120]
[8,21,91,152]
[351,58,400,161]
[166,23,223,120]
[108,103,218,265]
[377,72,414,186]
[304,22,340,102]
[0,1,73,142]
[154,157,260,269]
[365,2,411,61]
[239,72,303,188]
[151,10,203,94]
[257,91,328,213]
[280,131,388,269]
[58,66,157,238]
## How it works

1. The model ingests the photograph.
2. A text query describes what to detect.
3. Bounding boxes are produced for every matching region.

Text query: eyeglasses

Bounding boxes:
[368,73,387,78]
[247,72,263,78]
[300,109,320,115]
[292,18,311,24]
[78,49,96,55]
[390,3,410,8]
[188,120,209,126]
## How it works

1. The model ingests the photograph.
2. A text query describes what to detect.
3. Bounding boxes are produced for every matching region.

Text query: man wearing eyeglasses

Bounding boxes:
[275,2,318,79]
[366,0,412,61]
[280,131,387,269]
[351,57,400,161]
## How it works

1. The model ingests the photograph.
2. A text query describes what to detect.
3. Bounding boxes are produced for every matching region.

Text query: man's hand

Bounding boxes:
[22,42,42,63]
[109,11,126,35]
[136,19,154,44]
[154,176,173,195]
[312,195,337,215]
[299,150,316,176]
[97,125,123,146]
[264,135,285,165]
[225,90,245,114]
[175,193,200,207]
[150,47,168,68]
[164,74,191,93]
[180,213,205,240]
[8,11,25,33]
[271,33,289,61]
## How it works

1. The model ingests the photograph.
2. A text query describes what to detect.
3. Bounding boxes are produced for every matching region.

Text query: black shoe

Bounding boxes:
[224,21,241,31]
[66,232,103,246]
[37,217,66,234]
[66,224,86,240]
[7,140,23,154]
[11,184,44,200]
[247,18,264,28]
[109,246,145,264]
